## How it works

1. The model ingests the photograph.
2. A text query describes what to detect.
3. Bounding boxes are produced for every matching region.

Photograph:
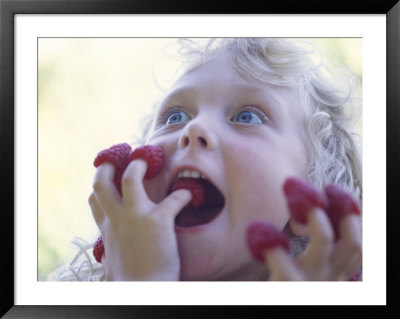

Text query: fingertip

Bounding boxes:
[98,162,115,174]
[124,158,148,179]
[93,163,120,200]
[93,163,115,184]
[338,214,362,244]
[169,188,192,204]
[155,189,192,218]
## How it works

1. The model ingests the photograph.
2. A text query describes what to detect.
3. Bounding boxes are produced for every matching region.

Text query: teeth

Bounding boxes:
[177,169,206,179]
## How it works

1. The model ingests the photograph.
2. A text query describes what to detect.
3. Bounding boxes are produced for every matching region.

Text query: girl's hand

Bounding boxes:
[247,179,362,281]
[264,208,362,281]
[88,160,191,281]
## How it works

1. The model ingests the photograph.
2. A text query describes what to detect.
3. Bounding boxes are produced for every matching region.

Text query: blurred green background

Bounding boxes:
[38,38,362,280]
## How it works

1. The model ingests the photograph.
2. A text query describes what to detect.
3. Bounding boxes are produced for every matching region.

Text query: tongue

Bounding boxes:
[171,178,225,228]
[175,207,222,227]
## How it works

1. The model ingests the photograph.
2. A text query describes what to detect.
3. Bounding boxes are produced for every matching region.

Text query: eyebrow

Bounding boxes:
[232,85,285,113]
[162,84,282,103]
[159,86,196,105]
[157,83,289,124]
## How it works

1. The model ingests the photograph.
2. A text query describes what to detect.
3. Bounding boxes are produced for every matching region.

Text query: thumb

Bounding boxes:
[153,189,192,220]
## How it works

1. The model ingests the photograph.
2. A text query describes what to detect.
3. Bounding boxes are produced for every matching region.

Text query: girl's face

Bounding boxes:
[145,57,309,280]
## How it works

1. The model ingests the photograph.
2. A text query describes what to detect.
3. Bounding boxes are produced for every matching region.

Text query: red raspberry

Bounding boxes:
[348,269,362,281]
[324,184,361,240]
[93,236,104,263]
[129,145,164,180]
[93,143,132,195]
[283,177,328,224]
[246,220,289,263]
[94,144,164,195]
[171,178,206,209]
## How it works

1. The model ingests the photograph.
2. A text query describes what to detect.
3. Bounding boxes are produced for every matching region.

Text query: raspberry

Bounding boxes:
[171,178,206,209]
[348,269,362,281]
[129,145,164,180]
[93,236,104,263]
[93,143,132,195]
[283,177,328,224]
[94,144,164,195]
[324,184,361,240]
[246,220,289,263]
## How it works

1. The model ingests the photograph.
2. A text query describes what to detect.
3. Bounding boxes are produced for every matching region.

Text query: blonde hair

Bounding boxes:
[55,38,362,281]
[173,38,362,200]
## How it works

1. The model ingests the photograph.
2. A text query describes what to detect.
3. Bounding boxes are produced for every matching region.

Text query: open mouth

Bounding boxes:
[169,172,225,228]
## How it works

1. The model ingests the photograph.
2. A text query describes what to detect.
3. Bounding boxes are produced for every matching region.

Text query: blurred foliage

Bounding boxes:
[38,233,63,281]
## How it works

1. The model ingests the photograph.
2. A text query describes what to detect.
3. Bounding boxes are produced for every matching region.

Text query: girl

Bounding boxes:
[56,38,362,281]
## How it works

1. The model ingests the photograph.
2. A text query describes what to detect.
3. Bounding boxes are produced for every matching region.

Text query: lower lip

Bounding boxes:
[174,224,207,234]
[174,207,224,233]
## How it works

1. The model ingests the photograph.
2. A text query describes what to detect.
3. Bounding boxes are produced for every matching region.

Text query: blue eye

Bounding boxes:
[166,111,190,125]
[233,110,263,124]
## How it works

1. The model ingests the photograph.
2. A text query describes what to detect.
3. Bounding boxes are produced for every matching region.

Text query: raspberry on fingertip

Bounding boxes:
[246,220,289,263]
[128,145,164,180]
[283,177,328,225]
[324,184,361,240]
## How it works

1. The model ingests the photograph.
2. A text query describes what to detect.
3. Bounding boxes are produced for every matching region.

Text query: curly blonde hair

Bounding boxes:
[171,38,362,200]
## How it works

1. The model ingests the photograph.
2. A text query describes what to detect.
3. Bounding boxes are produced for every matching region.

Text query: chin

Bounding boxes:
[179,264,214,281]
[178,250,255,281]
[177,247,216,281]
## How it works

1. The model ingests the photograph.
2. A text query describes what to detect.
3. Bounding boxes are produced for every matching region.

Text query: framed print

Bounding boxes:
[1,0,399,317]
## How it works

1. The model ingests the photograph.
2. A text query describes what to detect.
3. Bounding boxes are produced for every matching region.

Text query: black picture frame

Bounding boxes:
[1,0,399,318]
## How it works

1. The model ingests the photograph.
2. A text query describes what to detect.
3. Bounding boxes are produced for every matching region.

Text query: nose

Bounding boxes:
[178,119,217,150]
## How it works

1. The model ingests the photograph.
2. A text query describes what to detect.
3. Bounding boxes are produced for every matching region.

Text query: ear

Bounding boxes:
[288,217,310,237]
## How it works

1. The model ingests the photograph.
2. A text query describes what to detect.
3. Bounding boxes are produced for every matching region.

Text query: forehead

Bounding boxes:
[161,56,305,117]
[172,56,256,91]
[150,56,308,142]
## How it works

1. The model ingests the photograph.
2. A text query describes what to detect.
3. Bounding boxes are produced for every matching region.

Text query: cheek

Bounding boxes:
[224,144,292,229]
[142,178,164,203]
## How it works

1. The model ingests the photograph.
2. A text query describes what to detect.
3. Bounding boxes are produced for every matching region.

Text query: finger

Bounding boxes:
[333,215,362,279]
[330,214,362,280]
[122,159,151,211]
[88,192,105,227]
[99,253,109,279]
[299,208,334,278]
[265,248,304,281]
[152,189,192,222]
[93,163,122,215]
